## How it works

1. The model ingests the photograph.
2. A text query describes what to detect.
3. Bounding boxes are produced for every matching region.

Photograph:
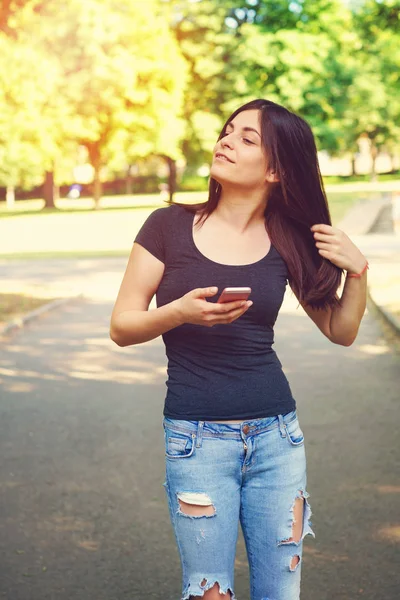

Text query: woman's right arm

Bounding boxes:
[110,243,180,346]
[110,243,252,347]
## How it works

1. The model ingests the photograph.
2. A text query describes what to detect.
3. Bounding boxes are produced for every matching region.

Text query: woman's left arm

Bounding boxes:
[310,223,368,346]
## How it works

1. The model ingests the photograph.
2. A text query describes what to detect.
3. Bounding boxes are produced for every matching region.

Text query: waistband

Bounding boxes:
[163,409,297,442]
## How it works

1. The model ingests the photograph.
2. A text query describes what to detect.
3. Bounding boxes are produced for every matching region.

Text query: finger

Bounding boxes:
[313,231,337,241]
[194,286,218,298]
[212,302,252,321]
[214,299,250,312]
[314,241,336,249]
[311,224,335,235]
[317,248,335,260]
[213,305,250,324]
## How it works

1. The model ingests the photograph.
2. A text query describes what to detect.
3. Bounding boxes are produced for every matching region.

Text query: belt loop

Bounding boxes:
[196,421,205,448]
[278,414,286,438]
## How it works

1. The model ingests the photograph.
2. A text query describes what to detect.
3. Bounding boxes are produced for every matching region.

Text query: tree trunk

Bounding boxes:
[169,159,177,203]
[351,154,356,176]
[370,143,378,182]
[6,185,15,209]
[126,165,133,195]
[93,165,102,209]
[164,156,177,203]
[86,142,102,209]
[43,171,56,209]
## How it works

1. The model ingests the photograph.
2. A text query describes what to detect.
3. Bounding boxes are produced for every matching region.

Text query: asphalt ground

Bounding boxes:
[0,290,399,600]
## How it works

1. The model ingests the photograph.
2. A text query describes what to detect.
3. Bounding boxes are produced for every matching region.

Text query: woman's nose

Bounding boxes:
[221,136,233,149]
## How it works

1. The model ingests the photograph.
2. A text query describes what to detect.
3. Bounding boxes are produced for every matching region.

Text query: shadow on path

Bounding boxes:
[0,298,399,599]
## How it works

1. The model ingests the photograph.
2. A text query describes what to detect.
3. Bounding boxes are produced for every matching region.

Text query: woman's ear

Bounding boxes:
[266,171,280,183]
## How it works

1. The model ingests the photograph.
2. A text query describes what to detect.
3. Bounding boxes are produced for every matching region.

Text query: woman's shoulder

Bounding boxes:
[140,203,182,229]
[138,204,195,243]
[149,202,192,220]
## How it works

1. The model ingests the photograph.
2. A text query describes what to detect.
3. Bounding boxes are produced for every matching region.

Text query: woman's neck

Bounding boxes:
[214,191,268,232]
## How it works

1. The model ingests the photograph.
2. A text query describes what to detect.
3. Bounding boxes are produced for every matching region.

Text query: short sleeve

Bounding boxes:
[134,207,167,263]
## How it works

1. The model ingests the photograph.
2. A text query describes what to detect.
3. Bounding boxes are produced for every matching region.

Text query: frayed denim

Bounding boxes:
[162,410,315,600]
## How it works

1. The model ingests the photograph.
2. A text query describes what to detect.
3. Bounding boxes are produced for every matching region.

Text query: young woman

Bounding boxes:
[110,99,368,600]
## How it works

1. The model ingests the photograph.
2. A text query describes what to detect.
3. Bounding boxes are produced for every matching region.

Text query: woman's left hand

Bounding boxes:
[310,224,367,274]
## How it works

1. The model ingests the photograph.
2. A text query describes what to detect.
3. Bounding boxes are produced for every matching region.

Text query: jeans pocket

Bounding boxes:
[165,429,196,459]
[285,418,305,447]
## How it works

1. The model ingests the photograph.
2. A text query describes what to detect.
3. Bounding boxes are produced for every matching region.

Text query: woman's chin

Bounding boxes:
[210,167,231,186]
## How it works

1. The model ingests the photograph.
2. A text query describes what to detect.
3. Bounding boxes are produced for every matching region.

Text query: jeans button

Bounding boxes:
[242,424,250,434]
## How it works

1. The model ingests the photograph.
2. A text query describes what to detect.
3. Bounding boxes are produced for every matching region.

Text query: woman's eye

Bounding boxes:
[220,132,254,144]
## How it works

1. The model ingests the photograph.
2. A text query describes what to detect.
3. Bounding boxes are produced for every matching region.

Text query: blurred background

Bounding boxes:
[0,0,399,207]
[1,0,399,328]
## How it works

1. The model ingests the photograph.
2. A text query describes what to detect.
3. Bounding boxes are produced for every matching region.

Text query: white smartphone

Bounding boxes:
[217,287,252,303]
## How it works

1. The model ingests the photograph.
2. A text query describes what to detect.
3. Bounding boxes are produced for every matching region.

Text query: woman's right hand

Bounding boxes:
[174,287,252,327]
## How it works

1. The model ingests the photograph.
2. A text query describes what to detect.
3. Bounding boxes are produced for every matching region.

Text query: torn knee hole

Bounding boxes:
[290,555,301,571]
[177,492,216,517]
[281,492,305,545]
[278,490,315,549]
[289,494,304,543]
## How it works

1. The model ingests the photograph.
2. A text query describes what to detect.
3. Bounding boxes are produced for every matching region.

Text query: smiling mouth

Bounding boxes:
[215,153,234,163]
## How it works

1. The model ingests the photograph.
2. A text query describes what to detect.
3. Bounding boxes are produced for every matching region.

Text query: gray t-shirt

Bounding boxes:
[134,203,296,420]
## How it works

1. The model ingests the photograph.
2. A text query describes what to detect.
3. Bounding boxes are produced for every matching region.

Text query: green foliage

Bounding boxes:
[0,32,61,187]
[0,0,188,193]
[178,173,209,192]
[173,0,400,170]
[220,20,355,152]
[37,0,188,169]
[341,1,400,159]
[0,0,399,193]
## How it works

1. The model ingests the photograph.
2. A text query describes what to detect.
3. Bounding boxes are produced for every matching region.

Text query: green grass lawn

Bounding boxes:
[0,192,206,219]
[0,293,53,327]
[326,191,365,224]
[0,188,393,259]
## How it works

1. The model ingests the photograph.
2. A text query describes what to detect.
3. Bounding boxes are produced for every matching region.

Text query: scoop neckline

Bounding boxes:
[189,210,274,268]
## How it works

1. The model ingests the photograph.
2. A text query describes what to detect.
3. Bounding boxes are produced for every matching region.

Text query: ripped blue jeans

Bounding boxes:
[162,410,315,600]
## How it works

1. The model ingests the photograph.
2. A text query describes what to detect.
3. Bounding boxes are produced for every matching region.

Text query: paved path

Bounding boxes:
[352,233,400,320]
[2,194,399,323]
[0,282,399,599]
[1,231,399,303]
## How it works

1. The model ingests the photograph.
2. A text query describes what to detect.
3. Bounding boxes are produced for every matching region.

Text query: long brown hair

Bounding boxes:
[174,99,343,310]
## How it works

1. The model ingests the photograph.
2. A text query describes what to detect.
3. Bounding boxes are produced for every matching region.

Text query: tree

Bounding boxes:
[0,32,63,207]
[170,0,400,180]
[0,1,85,207]
[35,0,187,206]
[349,0,400,178]
[216,1,357,155]
[1,0,187,206]
[169,0,357,168]
[168,1,242,172]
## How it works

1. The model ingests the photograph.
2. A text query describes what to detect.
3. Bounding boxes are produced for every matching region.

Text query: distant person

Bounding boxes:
[159,182,169,202]
[110,99,368,600]
[67,183,81,199]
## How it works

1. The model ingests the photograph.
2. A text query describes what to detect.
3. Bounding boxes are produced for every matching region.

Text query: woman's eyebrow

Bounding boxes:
[226,123,261,138]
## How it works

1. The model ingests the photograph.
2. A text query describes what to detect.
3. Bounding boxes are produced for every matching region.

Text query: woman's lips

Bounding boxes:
[215,153,234,163]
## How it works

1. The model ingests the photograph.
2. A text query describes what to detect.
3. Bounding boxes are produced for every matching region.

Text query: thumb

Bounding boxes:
[194,286,218,298]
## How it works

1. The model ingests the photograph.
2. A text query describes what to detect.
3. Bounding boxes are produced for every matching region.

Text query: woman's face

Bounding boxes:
[210,109,272,190]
